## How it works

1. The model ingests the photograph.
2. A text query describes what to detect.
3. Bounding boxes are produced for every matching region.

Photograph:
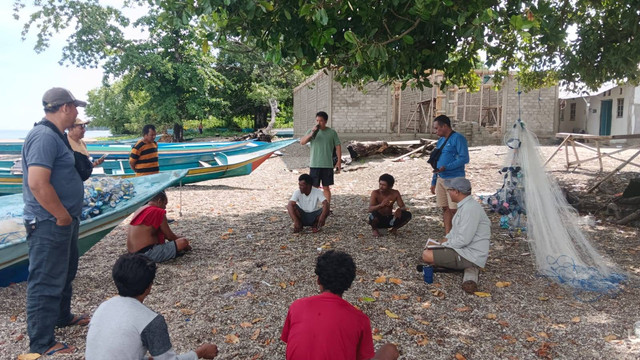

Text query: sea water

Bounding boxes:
[0,129,112,140]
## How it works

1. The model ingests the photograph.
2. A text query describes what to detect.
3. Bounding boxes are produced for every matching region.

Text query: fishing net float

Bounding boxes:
[486,92,626,301]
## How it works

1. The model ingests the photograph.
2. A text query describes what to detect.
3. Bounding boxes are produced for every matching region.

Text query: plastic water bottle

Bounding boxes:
[634,321,640,337]
[422,265,433,284]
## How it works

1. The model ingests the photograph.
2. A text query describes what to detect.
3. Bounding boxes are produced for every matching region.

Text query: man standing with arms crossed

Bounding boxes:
[22,87,90,355]
[129,124,159,175]
[300,111,341,206]
[429,115,469,234]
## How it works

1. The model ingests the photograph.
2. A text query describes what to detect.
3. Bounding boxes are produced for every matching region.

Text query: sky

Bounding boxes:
[0,1,146,131]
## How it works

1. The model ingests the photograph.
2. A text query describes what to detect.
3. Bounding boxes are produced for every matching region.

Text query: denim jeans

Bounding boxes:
[26,218,79,353]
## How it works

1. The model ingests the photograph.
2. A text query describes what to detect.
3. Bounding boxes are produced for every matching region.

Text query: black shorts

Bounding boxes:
[310,168,334,187]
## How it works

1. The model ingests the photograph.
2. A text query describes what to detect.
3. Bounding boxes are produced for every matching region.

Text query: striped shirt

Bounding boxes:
[130,140,159,175]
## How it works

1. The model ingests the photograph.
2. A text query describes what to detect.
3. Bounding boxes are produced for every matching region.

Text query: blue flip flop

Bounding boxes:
[45,342,73,356]
[67,314,90,326]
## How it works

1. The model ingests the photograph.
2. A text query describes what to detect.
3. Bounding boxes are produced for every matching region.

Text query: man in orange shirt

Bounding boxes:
[129,124,158,175]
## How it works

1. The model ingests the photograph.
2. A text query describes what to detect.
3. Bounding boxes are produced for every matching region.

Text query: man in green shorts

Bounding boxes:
[300,111,341,206]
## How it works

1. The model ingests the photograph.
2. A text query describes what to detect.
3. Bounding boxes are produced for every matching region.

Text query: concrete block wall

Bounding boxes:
[456,85,504,124]
[293,71,332,136]
[454,121,503,146]
[294,71,559,143]
[331,81,392,133]
[399,86,431,132]
[503,78,558,139]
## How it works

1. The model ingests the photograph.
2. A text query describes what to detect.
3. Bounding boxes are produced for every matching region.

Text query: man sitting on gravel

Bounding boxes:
[368,173,412,237]
[85,253,218,359]
[127,191,191,262]
[286,173,330,233]
[281,250,399,360]
[421,178,490,293]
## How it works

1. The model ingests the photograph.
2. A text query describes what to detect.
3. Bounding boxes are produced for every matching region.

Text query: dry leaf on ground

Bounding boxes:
[385,309,399,319]
[224,334,240,344]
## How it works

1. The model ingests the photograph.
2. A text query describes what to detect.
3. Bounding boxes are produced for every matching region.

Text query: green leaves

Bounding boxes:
[344,31,357,44]
[15,0,640,93]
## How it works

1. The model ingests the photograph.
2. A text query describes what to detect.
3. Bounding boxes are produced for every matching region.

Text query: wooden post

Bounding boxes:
[570,139,580,169]
[595,141,603,172]
[543,134,570,166]
[564,139,570,170]
[478,71,484,125]
[587,149,640,193]
[462,89,467,122]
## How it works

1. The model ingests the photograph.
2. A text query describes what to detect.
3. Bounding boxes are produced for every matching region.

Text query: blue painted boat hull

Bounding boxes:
[0,171,187,287]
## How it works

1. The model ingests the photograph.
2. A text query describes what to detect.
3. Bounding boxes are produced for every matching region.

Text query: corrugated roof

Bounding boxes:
[559,82,618,99]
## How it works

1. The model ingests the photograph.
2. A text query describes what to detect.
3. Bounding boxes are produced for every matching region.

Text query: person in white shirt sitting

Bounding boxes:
[287,174,330,233]
[85,253,218,360]
[421,177,491,294]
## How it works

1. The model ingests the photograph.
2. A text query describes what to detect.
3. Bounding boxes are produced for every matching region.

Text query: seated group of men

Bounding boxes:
[85,250,399,360]
[287,173,412,236]
[83,173,488,359]
[287,173,490,294]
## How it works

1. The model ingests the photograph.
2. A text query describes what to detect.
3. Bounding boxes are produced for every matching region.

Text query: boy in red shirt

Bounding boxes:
[281,250,399,360]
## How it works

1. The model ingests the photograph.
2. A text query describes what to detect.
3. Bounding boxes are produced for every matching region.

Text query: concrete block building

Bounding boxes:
[293,70,559,146]
[559,84,640,138]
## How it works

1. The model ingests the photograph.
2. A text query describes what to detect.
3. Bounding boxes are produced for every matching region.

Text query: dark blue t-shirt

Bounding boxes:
[22,120,84,221]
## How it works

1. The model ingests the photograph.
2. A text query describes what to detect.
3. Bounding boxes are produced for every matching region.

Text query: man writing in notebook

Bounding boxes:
[421,178,490,293]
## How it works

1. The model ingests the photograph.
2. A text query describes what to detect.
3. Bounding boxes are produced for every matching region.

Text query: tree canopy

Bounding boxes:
[214,42,305,129]
[14,0,298,131]
[159,0,640,91]
[15,0,640,96]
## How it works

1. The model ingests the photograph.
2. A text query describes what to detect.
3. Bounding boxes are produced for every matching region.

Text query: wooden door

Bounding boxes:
[599,100,612,136]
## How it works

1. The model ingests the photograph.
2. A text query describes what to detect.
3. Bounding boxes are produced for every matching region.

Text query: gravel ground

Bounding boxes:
[2,141,640,359]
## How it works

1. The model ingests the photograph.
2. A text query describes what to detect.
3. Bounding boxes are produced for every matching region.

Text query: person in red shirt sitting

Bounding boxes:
[127,191,191,262]
[281,250,399,360]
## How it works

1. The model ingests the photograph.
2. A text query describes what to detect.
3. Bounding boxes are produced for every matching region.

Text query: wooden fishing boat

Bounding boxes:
[86,140,263,159]
[0,139,297,195]
[0,139,263,158]
[0,170,187,287]
[105,139,297,185]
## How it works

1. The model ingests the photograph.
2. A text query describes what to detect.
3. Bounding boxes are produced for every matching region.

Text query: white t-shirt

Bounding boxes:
[290,188,326,213]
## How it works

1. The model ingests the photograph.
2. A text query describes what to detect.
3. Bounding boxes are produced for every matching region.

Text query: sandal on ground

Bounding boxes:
[311,227,320,233]
[461,280,478,294]
[66,314,90,327]
[45,342,75,356]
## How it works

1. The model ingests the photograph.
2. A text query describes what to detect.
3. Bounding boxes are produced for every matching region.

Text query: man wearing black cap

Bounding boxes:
[21,87,90,355]
[421,177,490,293]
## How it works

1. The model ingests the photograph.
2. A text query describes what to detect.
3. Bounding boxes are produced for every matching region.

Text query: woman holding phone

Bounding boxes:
[67,117,105,167]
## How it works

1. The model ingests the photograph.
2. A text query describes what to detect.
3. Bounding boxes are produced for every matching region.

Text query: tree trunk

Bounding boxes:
[254,107,268,129]
[172,123,184,142]
[263,98,278,134]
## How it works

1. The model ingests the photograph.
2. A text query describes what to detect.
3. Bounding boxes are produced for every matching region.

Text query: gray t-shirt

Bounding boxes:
[85,296,197,360]
[21,121,84,220]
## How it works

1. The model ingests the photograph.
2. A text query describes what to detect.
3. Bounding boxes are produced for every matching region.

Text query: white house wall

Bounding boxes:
[585,86,634,136]
[558,98,588,133]
[633,87,640,134]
